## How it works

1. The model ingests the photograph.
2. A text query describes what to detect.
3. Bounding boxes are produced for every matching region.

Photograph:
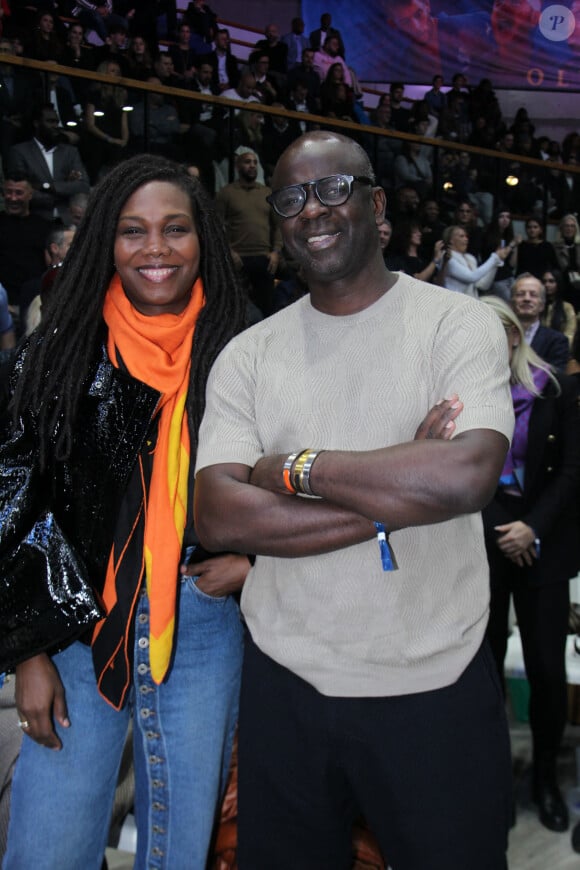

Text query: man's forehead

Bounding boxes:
[273,138,362,188]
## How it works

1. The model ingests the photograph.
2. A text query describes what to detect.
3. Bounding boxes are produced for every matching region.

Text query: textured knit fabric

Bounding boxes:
[196,274,514,697]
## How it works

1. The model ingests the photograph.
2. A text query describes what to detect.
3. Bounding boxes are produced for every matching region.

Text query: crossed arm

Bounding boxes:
[195,399,509,558]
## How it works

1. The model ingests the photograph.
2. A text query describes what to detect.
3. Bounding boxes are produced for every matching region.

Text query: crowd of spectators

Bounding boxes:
[0,2,579,335]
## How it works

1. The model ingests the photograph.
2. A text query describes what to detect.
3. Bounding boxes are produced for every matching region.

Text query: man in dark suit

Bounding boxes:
[7,104,90,224]
[208,28,240,93]
[511,273,569,372]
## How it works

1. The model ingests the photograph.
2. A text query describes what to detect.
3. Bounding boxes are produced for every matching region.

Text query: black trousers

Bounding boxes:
[240,256,275,317]
[486,543,570,779]
[238,634,511,870]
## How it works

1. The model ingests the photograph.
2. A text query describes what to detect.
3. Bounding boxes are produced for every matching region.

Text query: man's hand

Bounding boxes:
[180,553,250,597]
[414,394,463,440]
[495,520,537,566]
[15,654,69,750]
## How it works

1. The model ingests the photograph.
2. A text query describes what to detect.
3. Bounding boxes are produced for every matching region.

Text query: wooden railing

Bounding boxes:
[8,52,580,220]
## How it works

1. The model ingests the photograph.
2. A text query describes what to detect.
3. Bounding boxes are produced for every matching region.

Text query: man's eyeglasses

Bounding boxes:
[267,174,372,218]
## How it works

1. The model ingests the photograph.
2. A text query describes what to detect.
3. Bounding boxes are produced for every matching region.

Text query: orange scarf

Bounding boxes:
[97,273,205,689]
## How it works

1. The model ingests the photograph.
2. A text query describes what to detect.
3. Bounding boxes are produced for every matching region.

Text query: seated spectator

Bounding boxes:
[0,173,52,309]
[27,10,62,63]
[208,28,239,94]
[45,71,81,145]
[236,108,264,159]
[71,1,129,46]
[470,78,502,132]
[511,272,569,370]
[509,105,535,141]
[286,47,320,107]
[125,33,155,81]
[481,207,520,300]
[378,218,392,257]
[168,22,200,84]
[129,76,183,160]
[554,213,580,310]
[93,22,131,77]
[282,18,309,70]
[320,63,356,122]
[441,224,509,298]
[183,0,217,46]
[153,52,182,89]
[389,185,421,221]
[438,90,472,142]
[541,269,577,346]
[418,198,447,260]
[221,72,261,112]
[188,60,220,150]
[516,217,558,279]
[285,78,318,133]
[261,102,301,179]
[252,23,288,76]
[386,218,444,284]
[366,100,400,195]
[80,59,130,183]
[313,35,351,87]
[547,154,580,219]
[249,53,279,105]
[309,11,344,56]
[0,282,15,349]
[21,222,76,333]
[61,20,95,103]
[0,37,41,164]
[68,190,89,226]
[8,103,90,223]
[453,199,484,261]
[393,140,433,199]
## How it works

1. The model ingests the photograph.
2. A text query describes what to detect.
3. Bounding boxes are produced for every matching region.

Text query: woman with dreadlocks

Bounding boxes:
[1,154,248,869]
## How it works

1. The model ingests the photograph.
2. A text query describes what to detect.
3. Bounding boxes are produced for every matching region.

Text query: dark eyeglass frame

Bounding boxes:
[267,174,373,218]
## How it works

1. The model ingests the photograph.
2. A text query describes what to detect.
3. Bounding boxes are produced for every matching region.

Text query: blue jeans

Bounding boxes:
[3,576,243,870]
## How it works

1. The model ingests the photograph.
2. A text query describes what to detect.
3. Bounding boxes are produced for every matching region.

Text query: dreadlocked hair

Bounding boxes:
[11,154,245,468]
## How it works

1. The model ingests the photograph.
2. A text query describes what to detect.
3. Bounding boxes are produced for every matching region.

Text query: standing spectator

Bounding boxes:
[61,20,96,103]
[215,148,282,316]
[0,38,40,164]
[168,21,199,84]
[129,76,183,160]
[418,199,446,261]
[453,199,484,260]
[516,218,558,280]
[554,214,580,310]
[208,28,239,93]
[511,273,569,371]
[252,23,288,76]
[282,17,309,70]
[27,10,62,63]
[389,82,411,133]
[309,11,344,56]
[424,74,446,119]
[541,269,577,347]
[319,63,355,122]
[183,0,217,45]
[8,103,90,223]
[481,294,580,835]
[286,47,320,107]
[386,218,443,283]
[249,53,279,105]
[313,34,351,88]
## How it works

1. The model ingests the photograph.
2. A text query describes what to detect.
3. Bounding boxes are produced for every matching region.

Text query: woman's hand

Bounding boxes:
[414,394,463,440]
[15,654,69,751]
[180,553,251,597]
[494,520,537,566]
[496,244,512,261]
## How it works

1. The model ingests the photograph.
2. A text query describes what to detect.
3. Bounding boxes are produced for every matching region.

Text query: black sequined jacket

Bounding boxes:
[0,344,160,672]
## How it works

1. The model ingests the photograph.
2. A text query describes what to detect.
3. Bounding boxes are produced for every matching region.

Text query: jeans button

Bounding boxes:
[137,663,149,675]
[138,637,149,649]
[138,613,148,624]
[140,708,151,719]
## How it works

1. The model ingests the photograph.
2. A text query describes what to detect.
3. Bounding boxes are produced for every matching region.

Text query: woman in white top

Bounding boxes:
[441,225,511,297]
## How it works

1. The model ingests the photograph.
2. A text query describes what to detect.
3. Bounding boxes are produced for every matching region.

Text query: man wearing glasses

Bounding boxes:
[195,131,514,870]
